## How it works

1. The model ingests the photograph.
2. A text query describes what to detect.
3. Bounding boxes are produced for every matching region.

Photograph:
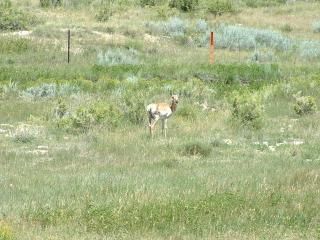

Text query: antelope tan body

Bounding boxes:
[146,95,179,138]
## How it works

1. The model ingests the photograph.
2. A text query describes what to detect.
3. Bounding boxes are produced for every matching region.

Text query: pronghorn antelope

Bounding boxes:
[146,95,179,138]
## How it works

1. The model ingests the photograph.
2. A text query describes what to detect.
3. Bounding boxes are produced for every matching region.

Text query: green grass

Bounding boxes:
[1,0,320,239]
[1,77,320,239]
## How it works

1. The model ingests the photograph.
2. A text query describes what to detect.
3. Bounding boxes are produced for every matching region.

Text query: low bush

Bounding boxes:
[122,92,146,125]
[140,0,156,7]
[97,48,140,66]
[95,3,113,22]
[54,98,68,118]
[12,124,40,143]
[169,0,199,12]
[313,21,320,33]
[164,17,188,37]
[23,83,57,99]
[39,0,62,7]
[70,107,96,132]
[300,40,320,60]
[0,4,39,31]
[185,19,209,47]
[146,18,209,47]
[146,17,188,38]
[195,19,208,33]
[176,104,201,121]
[294,96,317,116]
[232,94,263,129]
[280,24,293,33]
[215,24,292,51]
[207,0,236,16]
[155,5,176,19]
[251,50,277,62]
[22,83,80,100]
[181,141,212,157]
[59,0,95,8]
[57,101,123,133]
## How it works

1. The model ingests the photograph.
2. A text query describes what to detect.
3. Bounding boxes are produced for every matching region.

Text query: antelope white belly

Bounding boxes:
[158,109,172,119]
[146,103,173,119]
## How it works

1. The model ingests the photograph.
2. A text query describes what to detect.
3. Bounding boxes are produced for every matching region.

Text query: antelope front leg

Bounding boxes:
[161,119,165,136]
[164,119,168,138]
[149,116,159,137]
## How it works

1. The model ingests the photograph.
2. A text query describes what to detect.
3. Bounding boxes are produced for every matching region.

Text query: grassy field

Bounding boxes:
[1,0,320,239]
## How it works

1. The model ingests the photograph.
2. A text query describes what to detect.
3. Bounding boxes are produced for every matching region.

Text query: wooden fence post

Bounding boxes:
[210,32,215,64]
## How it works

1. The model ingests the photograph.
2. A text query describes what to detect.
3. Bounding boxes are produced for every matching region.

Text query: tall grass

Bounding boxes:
[1,1,320,239]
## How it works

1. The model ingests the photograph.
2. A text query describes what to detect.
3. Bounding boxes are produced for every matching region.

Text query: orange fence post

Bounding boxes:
[210,32,215,64]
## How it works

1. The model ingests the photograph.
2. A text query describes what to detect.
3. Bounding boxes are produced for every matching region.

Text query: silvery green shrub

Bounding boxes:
[165,17,187,37]
[12,124,40,143]
[215,24,292,51]
[97,48,140,66]
[312,21,320,33]
[300,41,320,60]
[22,83,80,100]
[195,19,208,33]
[146,17,187,38]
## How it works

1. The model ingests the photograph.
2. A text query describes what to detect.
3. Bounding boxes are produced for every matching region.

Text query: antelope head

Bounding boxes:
[170,94,179,112]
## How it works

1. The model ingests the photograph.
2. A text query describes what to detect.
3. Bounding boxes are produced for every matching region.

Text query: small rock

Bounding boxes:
[292,139,304,145]
[37,145,49,150]
[0,124,14,128]
[0,129,7,134]
[200,101,208,111]
[27,150,48,155]
[269,146,276,152]
[276,142,286,147]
